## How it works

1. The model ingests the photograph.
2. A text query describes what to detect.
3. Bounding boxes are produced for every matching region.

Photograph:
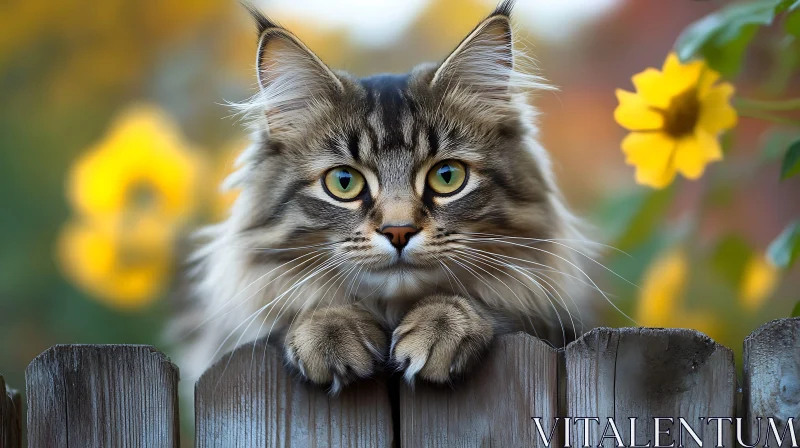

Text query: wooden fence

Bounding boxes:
[0,318,798,447]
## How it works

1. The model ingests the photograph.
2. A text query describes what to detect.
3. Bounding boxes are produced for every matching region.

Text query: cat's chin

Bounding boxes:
[366,259,424,273]
[356,262,446,301]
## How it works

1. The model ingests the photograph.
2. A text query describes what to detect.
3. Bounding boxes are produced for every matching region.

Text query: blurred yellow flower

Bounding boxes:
[637,249,688,325]
[637,248,720,340]
[67,103,202,225]
[615,53,737,189]
[740,255,780,310]
[59,103,206,308]
[57,216,174,309]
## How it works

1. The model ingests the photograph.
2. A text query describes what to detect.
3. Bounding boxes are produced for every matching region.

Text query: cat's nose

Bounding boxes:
[379,225,420,250]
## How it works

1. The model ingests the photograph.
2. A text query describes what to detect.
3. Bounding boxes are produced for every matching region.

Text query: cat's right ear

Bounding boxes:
[246,5,343,137]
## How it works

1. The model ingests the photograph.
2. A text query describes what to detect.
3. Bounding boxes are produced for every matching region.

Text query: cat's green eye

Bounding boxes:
[323,166,366,201]
[427,160,467,195]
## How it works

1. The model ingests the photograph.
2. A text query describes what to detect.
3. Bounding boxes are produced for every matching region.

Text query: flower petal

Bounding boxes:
[740,255,779,310]
[632,54,707,111]
[622,131,678,188]
[632,68,674,109]
[662,52,705,88]
[636,249,688,327]
[698,83,737,135]
[614,89,664,130]
[674,130,722,180]
[696,68,721,97]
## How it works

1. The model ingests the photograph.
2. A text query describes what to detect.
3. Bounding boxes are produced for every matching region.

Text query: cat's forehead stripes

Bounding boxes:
[358,74,418,156]
[360,73,412,149]
[351,73,431,192]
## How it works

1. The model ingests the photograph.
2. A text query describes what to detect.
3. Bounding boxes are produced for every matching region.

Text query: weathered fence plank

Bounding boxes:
[26,345,180,447]
[0,375,21,448]
[195,337,393,448]
[744,317,800,447]
[399,332,559,447]
[566,328,735,447]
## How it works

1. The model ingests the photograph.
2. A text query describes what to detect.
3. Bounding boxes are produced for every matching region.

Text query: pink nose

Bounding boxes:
[379,225,419,250]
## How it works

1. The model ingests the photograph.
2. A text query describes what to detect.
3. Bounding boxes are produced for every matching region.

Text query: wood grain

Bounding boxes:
[744,318,800,447]
[194,337,393,448]
[398,332,559,447]
[566,328,735,447]
[25,345,180,447]
[0,375,21,448]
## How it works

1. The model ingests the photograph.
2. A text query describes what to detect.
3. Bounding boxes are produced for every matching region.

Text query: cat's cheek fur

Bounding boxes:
[391,294,494,384]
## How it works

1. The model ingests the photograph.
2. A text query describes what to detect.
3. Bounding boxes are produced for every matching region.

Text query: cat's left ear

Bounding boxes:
[245,4,343,139]
[431,0,516,112]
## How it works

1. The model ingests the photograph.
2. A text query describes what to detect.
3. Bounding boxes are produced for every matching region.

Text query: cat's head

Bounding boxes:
[224,1,583,300]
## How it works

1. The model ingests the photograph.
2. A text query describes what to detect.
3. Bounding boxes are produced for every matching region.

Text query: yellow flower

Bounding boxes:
[740,255,779,310]
[56,215,174,309]
[636,248,720,340]
[67,103,202,224]
[637,249,688,326]
[615,53,737,189]
[59,103,205,307]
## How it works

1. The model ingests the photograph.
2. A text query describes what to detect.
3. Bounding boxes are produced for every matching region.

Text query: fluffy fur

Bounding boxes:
[175,0,595,393]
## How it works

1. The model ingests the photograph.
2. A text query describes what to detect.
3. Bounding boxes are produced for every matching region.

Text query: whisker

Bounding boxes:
[456,249,580,338]
[210,254,347,374]
[458,246,587,284]
[448,253,542,337]
[190,250,328,336]
[267,257,352,340]
[463,238,636,325]
[228,240,341,252]
[251,256,352,379]
[433,254,471,297]
[462,234,637,288]
[462,232,632,257]
[321,263,361,319]
[248,255,346,364]
[261,257,354,366]
[445,255,512,314]
[433,256,459,297]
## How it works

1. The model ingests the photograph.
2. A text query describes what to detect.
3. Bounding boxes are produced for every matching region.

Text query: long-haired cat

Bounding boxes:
[178,0,595,393]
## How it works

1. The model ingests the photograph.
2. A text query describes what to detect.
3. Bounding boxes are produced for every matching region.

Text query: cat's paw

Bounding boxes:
[391,295,493,384]
[284,306,387,393]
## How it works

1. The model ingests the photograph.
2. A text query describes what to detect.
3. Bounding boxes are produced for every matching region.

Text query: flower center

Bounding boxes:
[128,181,158,210]
[662,88,700,138]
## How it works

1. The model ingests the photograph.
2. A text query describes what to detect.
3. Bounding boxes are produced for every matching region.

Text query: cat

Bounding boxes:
[177,0,595,393]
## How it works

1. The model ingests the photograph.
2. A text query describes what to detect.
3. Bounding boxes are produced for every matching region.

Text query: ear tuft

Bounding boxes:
[233,5,343,139]
[431,0,552,120]
[490,0,515,19]
[431,13,514,103]
[242,2,280,36]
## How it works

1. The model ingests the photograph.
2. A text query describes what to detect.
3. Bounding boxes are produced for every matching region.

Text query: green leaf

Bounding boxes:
[792,300,800,317]
[782,140,800,179]
[786,8,800,36]
[760,129,800,162]
[767,221,800,268]
[612,187,675,252]
[675,0,780,76]
[711,235,752,287]
[777,0,800,13]
[706,25,759,77]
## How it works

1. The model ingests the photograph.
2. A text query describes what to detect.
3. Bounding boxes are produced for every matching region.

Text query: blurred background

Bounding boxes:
[1,0,798,421]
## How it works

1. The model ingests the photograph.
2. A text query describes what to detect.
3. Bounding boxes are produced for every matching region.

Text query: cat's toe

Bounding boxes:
[284,307,387,393]
[391,295,492,384]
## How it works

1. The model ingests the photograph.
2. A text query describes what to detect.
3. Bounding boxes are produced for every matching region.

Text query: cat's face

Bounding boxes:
[230,6,564,298]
